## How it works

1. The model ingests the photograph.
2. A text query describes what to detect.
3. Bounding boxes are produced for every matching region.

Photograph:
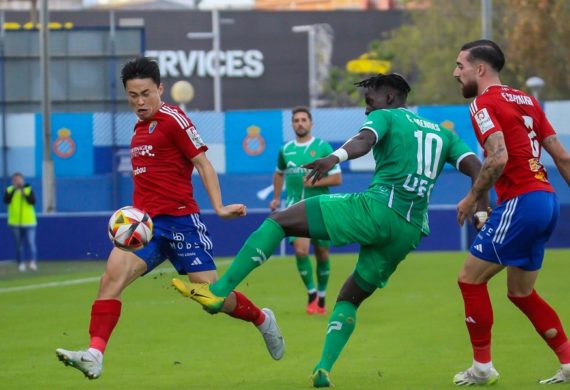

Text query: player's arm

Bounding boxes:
[3,188,13,204]
[24,186,36,205]
[456,132,507,226]
[192,152,246,219]
[304,129,375,184]
[270,171,284,211]
[542,134,570,186]
[305,172,342,188]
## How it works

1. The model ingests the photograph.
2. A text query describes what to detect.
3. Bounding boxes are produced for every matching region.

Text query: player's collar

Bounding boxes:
[294,136,315,146]
[481,84,506,94]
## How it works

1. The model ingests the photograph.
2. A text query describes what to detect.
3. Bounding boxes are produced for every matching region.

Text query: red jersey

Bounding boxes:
[130,103,208,217]
[469,85,555,204]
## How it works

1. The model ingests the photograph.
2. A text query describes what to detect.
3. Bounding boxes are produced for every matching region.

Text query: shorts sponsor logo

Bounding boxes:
[474,108,495,134]
[191,257,202,266]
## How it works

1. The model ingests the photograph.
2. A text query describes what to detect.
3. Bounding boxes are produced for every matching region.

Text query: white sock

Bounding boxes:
[88,348,103,363]
[562,363,570,371]
[473,360,493,376]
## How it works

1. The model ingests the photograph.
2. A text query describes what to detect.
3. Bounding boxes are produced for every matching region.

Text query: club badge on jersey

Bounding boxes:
[149,121,157,134]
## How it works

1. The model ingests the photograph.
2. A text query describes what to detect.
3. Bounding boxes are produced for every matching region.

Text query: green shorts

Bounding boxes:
[305,193,422,290]
[288,236,331,248]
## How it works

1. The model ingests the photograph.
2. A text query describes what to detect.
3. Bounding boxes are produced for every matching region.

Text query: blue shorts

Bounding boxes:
[134,214,216,275]
[470,191,559,271]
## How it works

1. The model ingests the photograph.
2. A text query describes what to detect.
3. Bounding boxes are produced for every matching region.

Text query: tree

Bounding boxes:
[323,0,570,105]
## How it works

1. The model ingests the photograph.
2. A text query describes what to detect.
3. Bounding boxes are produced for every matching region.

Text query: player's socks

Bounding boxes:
[316,259,330,302]
[308,291,317,304]
[458,281,493,363]
[227,291,266,326]
[509,289,570,363]
[88,299,121,353]
[211,219,285,297]
[296,256,315,291]
[314,301,357,372]
[317,293,326,309]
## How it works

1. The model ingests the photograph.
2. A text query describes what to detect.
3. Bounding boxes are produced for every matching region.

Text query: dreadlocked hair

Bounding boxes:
[354,73,411,98]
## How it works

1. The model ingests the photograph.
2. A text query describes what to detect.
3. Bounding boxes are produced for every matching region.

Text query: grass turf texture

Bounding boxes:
[1,250,568,389]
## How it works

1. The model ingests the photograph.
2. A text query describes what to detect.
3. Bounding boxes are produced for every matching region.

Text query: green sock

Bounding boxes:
[314,301,357,372]
[316,258,330,294]
[296,256,315,291]
[211,219,285,297]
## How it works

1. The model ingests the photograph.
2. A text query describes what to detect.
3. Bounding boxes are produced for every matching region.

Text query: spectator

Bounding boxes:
[3,172,38,271]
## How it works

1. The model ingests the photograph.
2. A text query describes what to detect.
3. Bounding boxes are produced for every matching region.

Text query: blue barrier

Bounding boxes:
[1,205,568,262]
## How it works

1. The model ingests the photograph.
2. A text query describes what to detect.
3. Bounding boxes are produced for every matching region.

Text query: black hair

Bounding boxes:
[460,39,505,72]
[121,57,161,88]
[292,106,312,121]
[354,73,411,101]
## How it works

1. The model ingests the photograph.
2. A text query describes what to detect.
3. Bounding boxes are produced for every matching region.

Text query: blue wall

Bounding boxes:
[1,206,569,262]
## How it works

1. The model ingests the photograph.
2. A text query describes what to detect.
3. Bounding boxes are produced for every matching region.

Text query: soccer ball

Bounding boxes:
[108,206,153,251]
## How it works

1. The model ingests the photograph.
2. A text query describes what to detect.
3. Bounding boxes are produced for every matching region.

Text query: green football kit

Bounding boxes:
[206,106,475,381]
[306,107,474,289]
[276,137,340,248]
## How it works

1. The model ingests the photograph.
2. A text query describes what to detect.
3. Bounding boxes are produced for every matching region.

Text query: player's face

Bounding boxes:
[125,78,164,121]
[364,88,389,115]
[292,112,312,138]
[453,50,479,99]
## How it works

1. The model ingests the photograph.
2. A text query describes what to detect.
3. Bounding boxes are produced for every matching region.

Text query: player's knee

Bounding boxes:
[543,328,558,339]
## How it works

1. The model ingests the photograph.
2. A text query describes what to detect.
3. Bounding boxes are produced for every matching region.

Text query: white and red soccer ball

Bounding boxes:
[108,206,153,251]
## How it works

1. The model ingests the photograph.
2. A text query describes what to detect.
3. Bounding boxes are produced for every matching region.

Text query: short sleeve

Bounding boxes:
[360,110,391,145]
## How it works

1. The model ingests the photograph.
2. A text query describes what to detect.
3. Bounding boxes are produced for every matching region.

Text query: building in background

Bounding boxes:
[0,0,420,11]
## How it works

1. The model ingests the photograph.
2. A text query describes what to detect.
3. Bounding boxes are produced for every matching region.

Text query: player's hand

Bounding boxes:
[473,207,492,230]
[217,204,247,219]
[303,155,338,185]
[269,198,280,212]
[456,192,477,226]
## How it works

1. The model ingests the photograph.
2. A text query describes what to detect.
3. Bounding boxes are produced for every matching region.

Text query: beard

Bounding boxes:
[295,128,309,138]
[461,79,478,99]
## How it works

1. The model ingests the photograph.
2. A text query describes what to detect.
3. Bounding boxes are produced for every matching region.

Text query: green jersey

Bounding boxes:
[277,137,341,207]
[362,108,474,235]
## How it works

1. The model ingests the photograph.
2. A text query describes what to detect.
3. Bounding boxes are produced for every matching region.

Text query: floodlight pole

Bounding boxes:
[0,11,8,191]
[187,10,230,112]
[292,25,318,110]
[481,0,493,40]
[40,0,55,212]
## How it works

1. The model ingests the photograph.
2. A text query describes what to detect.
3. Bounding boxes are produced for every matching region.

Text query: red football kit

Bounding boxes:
[469,85,555,204]
[130,103,207,217]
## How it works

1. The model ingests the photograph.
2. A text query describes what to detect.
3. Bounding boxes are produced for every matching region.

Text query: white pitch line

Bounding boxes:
[0,277,101,294]
[0,258,239,295]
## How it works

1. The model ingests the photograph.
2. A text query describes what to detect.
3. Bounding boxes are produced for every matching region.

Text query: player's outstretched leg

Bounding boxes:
[171,279,224,314]
[539,366,570,384]
[453,366,499,386]
[55,348,103,380]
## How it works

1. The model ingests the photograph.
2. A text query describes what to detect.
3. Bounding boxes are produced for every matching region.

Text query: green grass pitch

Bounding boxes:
[1,250,568,389]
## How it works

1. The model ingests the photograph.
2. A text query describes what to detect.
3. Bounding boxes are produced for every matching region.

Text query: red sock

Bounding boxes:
[508,289,570,363]
[89,299,122,353]
[458,281,493,363]
[227,291,265,326]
